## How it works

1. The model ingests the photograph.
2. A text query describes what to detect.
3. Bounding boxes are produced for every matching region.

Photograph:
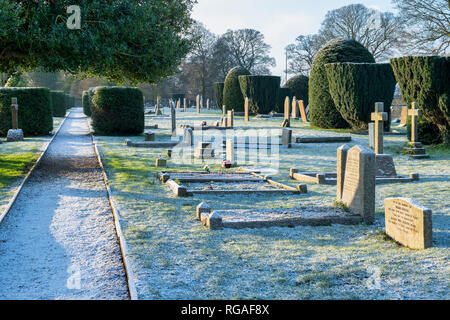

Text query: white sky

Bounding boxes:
[192,0,396,78]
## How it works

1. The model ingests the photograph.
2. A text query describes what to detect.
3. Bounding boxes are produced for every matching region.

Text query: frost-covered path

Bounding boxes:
[0,108,128,300]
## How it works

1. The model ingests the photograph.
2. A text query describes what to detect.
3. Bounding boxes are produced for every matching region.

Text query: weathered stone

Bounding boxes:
[226,139,235,162]
[368,122,375,149]
[171,106,176,137]
[6,129,24,142]
[281,119,290,128]
[244,97,249,122]
[400,106,408,125]
[336,144,350,201]
[196,202,211,220]
[282,128,292,148]
[227,110,234,128]
[341,145,376,224]
[291,96,298,119]
[145,132,155,141]
[207,212,223,230]
[298,100,308,122]
[183,127,193,146]
[384,197,432,249]
[284,96,290,121]
[155,158,167,168]
[376,154,397,177]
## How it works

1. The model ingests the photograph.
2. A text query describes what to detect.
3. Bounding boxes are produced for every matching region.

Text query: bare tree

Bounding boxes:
[285,34,326,75]
[318,4,402,60]
[393,0,450,54]
[219,29,276,74]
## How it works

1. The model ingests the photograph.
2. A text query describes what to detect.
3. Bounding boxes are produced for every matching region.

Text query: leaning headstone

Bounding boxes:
[291,96,298,119]
[371,102,388,155]
[340,145,376,224]
[7,97,24,142]
[403,102,429,159]
[384,198,432,249]
[282,128,292,148]
[244,97,249,122]
[281,119,290,128]
[299,100,308,122]
[336,144,350,201]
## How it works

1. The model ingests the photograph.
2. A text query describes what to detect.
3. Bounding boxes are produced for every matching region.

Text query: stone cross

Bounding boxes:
[370,102,388,154]
[408,102,422,143]
[291,96,298,119]
[171,105,176,138]
[11,97,18,129]
[244,97,249,122]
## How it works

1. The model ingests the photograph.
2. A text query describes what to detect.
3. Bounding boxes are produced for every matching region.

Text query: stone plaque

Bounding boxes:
[341,145,376,224]
[384,198,432,249]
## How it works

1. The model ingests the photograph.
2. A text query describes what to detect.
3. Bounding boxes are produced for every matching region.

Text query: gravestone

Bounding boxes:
[194,142,215,159]
[155,158,167,168]
[6,97,24,142]
[340,145,376,224]
[282,128,292,148]
[400,106,408,125]
[368,123,375,149]
[291,96,298,119]
[145,132,155,141]
[200,95,203,109]
[183,98,187,112]
[299,100,308,122]
[207,98,210,110]
[171,106,176,138]
[305,105,310,121]
[183,127,193,146]
[336,144,350,201]
[196,95,200,113]
[376,154,397,177]
[370,102,388,155]
[176,99,181,109]
[244,97,249,122]
[284,96,290,122]
[227,110,234,127]
[403,102,429,159]
[196,202,211,220]
[223,105,226,117]
[384,198,432,249]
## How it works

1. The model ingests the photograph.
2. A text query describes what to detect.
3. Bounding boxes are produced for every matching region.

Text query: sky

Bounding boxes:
[192,0,397,80]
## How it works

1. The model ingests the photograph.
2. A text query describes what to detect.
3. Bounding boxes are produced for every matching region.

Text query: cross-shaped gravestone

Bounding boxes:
[408,102,422,143]
[244,97,249,122]
[11,97,18,129]
[370,102,388,154]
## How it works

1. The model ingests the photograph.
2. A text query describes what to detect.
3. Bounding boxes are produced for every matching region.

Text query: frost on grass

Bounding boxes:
[95,112,450,300]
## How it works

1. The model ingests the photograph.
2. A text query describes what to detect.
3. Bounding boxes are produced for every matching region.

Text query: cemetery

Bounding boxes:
[0,0,448,302]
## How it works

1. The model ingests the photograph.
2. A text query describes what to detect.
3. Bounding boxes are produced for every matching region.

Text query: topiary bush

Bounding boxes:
[325,62,396,131]
[283,75,309,107]
[50,91,67,117]
[214,82,225,109]
[238,75,280,114]
[391,56,449,144]
[82,91,91,116]
[309,38,375,129]
[91,87,144,135]
[223,67,251,112]
[276,87,292,113]
[0,87,53,136]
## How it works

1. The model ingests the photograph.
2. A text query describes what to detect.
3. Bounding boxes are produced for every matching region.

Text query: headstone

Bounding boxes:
[176,99,181,109]
[368,123,375,149]
[370,102,388,154]
[222,105,226,117]
[183,127,193,146]
[194,142,215,159]
[145,132,155,141]
[196,95,200,113]
[336,144,350,201]
[384,198,432,249]
[244,97,249,122]
[207,98,210,110]
[340,145,376,224]
[183,98,187,112]
[400,106,408,125]
[6,97,24,142]
[376,154,397,177]
[227,110,234,128]
[171,105,176,138]
[282,128,292,148]
[403,102,430,158]
[299,100,307,122]
[200,95,203,109]
[305,105,310,121]
[196,202,211,220]
[281,119,290,128]
[155,158,167,168]
[226,139,235,163]
[284,96,290,122]
[291,96,298,119]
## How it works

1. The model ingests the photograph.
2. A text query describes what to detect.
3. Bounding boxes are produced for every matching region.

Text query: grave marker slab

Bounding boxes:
[244,97,249,122]
[291,96,298,119]
[299,100,308,122]
[384,198,432,249]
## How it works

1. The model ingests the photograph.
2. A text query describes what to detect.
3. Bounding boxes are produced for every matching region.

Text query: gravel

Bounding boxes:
[0,108,128,300]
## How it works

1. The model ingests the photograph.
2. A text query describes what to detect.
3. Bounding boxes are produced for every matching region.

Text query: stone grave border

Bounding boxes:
[157,171,307,197]
[294,136,352,143]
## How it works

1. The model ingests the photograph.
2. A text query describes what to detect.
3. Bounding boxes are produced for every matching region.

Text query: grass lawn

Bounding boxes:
[94,107,450,300]
[0,117,64,214]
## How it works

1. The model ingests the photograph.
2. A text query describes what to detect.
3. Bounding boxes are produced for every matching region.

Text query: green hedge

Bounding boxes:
[91,87,144,135]
[172,93,185,101]
[391,56,449,144]
[82,91,91,116]
[50,91,67,117]
[0,87,53,136]
[238,75,280,114]
[325,63,396,131]
[223,67,251,112]
[309,38,375,129]
[214,82,225,109]
[284,75,309,107]
[276,87,292,113]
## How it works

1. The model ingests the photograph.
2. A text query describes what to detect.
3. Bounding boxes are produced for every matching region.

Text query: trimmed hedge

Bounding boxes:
[82,91,91,116]
[391,56,449,144]
[50,91,67,117]
[238,75,280,114]
[325,62,396,131]
[309,38,375,129]
[91,87,144,135]
[214,82,225,109]
[172,93,185,101]
[276,87,293,113]
[223,67,251,112]
[0,87,53,136]
[283,75,309,107]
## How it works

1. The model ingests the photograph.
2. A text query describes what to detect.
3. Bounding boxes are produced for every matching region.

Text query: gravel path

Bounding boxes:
[0,108,129,300]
